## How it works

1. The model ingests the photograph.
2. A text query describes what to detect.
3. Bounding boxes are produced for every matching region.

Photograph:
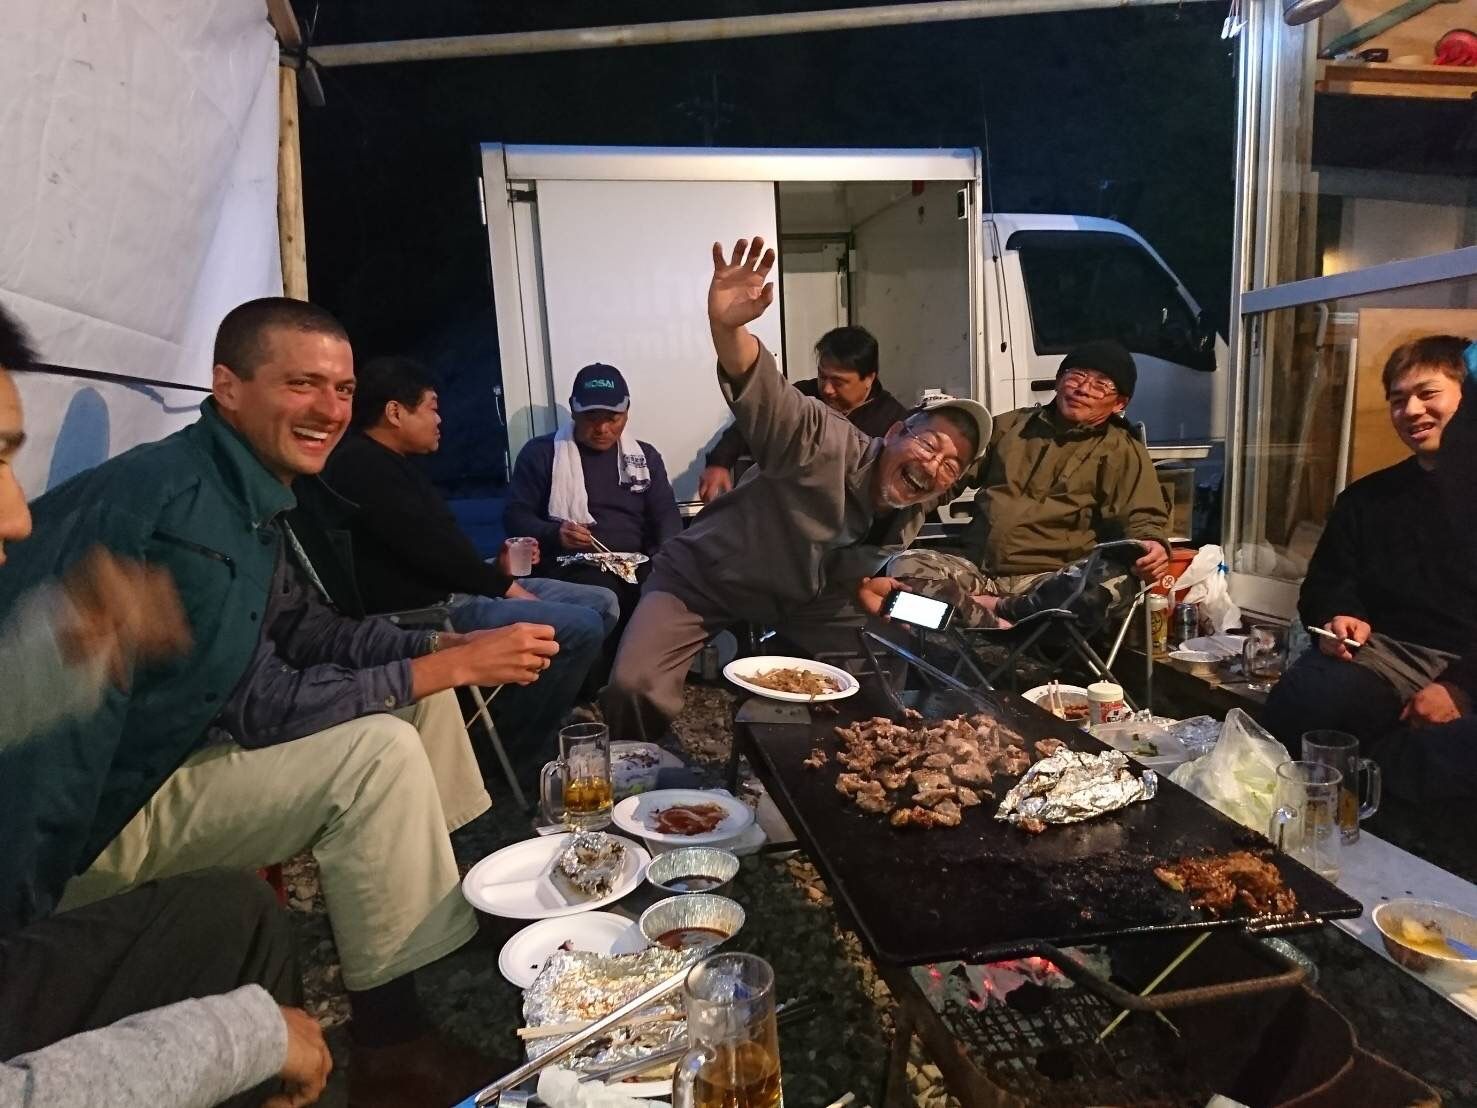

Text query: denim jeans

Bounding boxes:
[445,580,615,757]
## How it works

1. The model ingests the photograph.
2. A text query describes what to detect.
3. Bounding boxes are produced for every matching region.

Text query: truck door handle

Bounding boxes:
[1030,379,1057,392]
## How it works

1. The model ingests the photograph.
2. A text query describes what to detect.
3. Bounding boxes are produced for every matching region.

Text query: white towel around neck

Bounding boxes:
[548,422,651,526]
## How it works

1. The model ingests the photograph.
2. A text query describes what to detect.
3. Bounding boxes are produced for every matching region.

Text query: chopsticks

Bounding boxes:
[576,993,824,1086]
[588,532,615,557]
[1095,931,1210,1042]
[516,1009,678,1042]
[473,962,694,1105]
[1048,679,1063,718]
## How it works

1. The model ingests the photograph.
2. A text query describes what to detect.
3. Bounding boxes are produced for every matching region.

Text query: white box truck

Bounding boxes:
[479,144,1226,522]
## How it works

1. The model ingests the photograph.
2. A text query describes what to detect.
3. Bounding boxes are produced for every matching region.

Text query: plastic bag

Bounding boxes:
[1168,709,1290,832]
[1172,545,1241,633]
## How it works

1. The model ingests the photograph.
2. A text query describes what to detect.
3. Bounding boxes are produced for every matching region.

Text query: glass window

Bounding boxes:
[1011,230,1209,368]
[1233,274,1477,584]
[1250,15,1477,292]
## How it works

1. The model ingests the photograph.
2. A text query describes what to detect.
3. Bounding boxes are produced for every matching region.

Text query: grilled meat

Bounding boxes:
[1155,851,1298,917]
[818,711,1039,830]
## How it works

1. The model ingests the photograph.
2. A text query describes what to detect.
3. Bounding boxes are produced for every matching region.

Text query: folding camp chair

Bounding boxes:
[381,603,527,808]
[953,540,1153,711]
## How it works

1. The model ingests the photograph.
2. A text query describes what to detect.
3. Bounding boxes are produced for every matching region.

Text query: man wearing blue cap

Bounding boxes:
[505,364,683,658]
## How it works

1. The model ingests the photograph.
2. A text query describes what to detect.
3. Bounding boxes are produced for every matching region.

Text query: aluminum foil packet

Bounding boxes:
[557,552,641,585]
[524,948,689,1074]
[994,749,1157,829]
[555,831,627,899]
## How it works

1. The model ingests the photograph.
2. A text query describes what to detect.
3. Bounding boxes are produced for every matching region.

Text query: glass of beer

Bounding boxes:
[1268,760,1343,882]
[674,953,783,1108]
[1301,729,1381,844]
[539,723,613,831]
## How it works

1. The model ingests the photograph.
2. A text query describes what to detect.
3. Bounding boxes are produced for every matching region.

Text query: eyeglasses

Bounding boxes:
[903,428,964,486]
[1059,369,1117,399]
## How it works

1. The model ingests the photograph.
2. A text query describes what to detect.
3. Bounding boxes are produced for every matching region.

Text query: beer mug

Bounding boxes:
[1301,730,1380,844]
[539,723,613,831]
[674,953,783,1108]
[1268,760,1342,882]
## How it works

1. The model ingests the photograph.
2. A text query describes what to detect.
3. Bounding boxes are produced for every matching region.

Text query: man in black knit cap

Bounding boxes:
[943,338,1171,601]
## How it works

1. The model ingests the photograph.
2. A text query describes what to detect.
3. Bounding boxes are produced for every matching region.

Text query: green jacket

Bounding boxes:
[0,400,292,933]
[963,405,1169,576]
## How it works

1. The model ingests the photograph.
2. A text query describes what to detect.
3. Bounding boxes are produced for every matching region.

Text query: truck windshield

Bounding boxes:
[1010,229,1203,367]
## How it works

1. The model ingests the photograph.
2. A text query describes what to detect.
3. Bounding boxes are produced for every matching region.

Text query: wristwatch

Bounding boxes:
[425,630,443,655]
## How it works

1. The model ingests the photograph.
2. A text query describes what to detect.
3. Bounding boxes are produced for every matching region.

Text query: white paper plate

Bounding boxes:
[722,655,860,703]
[612,789,756,847]
[462,833,650,919]
[1181,634,1245,658]
[497,912,648,989]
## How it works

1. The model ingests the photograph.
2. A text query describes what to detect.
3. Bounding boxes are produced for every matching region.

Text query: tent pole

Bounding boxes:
[310,0,1213,68]
[277,65,309,300]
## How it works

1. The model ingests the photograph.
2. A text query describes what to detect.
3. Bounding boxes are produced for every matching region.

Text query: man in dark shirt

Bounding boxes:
[324,356,618,759]
[505,364,683,653]
[697,325,908,503]
[1361,337,1477,802]
[1263,336,1477,765]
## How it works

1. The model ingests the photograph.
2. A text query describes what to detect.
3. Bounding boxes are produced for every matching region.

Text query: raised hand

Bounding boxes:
[708,237,776,331]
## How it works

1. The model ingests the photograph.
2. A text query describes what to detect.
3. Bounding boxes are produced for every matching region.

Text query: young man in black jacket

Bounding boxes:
[696,325,908,503]
[1263,336,1477,763]
[322,356,618,762]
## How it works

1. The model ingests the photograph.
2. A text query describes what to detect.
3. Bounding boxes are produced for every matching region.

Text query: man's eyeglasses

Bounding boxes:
[903,428,964,486]
[1059,369,1118,399]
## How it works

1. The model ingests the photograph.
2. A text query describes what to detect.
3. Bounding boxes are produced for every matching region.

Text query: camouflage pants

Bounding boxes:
[882,549,1135,628]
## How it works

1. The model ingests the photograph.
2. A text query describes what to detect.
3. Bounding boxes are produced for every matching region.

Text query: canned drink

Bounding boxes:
[1148,594,1171,656]
[700,641,720,682]
[1174,601,1200,647]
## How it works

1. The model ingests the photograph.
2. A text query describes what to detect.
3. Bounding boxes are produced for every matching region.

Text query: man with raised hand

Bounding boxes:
[603,238,991,743]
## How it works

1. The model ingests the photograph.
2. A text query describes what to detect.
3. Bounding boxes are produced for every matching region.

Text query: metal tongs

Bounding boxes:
[470,960,696,1106]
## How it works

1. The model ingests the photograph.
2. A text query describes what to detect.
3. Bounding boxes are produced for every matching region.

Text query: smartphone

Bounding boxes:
[882,588,954,631]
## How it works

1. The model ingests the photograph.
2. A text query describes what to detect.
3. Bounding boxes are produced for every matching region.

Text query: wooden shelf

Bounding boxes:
[1317,61,1477,100]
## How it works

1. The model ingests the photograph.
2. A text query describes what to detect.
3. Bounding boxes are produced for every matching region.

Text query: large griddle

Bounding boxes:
[739,680,1362,968]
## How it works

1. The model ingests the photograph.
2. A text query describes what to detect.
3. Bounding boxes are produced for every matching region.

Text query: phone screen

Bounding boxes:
[886,589,952,630]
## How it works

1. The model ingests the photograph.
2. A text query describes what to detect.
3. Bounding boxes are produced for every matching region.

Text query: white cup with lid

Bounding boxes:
[1087,681,1127,728]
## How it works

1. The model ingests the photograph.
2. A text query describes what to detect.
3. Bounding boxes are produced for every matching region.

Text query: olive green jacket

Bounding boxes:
[962,404,1169,576]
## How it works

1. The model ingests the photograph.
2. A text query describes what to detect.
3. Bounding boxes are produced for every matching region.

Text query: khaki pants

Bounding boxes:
[59,690,488,991]
[602,590,724,743]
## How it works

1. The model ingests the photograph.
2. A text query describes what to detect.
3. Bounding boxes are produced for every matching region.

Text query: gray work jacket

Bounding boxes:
[652,346,941,626]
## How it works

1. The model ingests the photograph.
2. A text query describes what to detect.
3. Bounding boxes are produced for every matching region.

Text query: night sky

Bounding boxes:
[295,0,1236,489]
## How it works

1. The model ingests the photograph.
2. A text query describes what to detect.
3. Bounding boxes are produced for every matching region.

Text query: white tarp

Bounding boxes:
[0,0,281,494]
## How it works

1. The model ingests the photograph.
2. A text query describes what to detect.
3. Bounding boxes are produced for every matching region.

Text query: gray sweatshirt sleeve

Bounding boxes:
[719,347,857,479]
[0,984,287,1108]
[0,585,110,750]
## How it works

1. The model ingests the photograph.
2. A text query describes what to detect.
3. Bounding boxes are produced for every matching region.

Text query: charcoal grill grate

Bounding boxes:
[927,965,1206,1107]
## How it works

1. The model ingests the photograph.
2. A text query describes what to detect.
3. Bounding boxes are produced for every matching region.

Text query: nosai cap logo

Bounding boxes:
[570,363,631,413]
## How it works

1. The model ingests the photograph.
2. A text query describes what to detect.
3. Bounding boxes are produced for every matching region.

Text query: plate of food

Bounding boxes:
[722,655,859,703]
[1022,683,1090,725]
[556,551,649,585]
[611,788,755,846]
[498,912,648,989]
[523,947,690,1098]
[462,831,650,919]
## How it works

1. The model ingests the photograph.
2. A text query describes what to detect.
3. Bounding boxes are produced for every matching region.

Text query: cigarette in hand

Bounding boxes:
[1308,625,1361,651]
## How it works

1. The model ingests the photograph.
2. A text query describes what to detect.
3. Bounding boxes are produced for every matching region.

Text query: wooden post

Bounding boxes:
[277,64,308,300]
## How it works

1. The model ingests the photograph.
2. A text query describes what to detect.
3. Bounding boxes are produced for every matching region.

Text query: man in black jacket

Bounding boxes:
[323,356,618,760]
[1263,336,1477,762]
[1361,338,1477,802]
[697,325,908,503]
